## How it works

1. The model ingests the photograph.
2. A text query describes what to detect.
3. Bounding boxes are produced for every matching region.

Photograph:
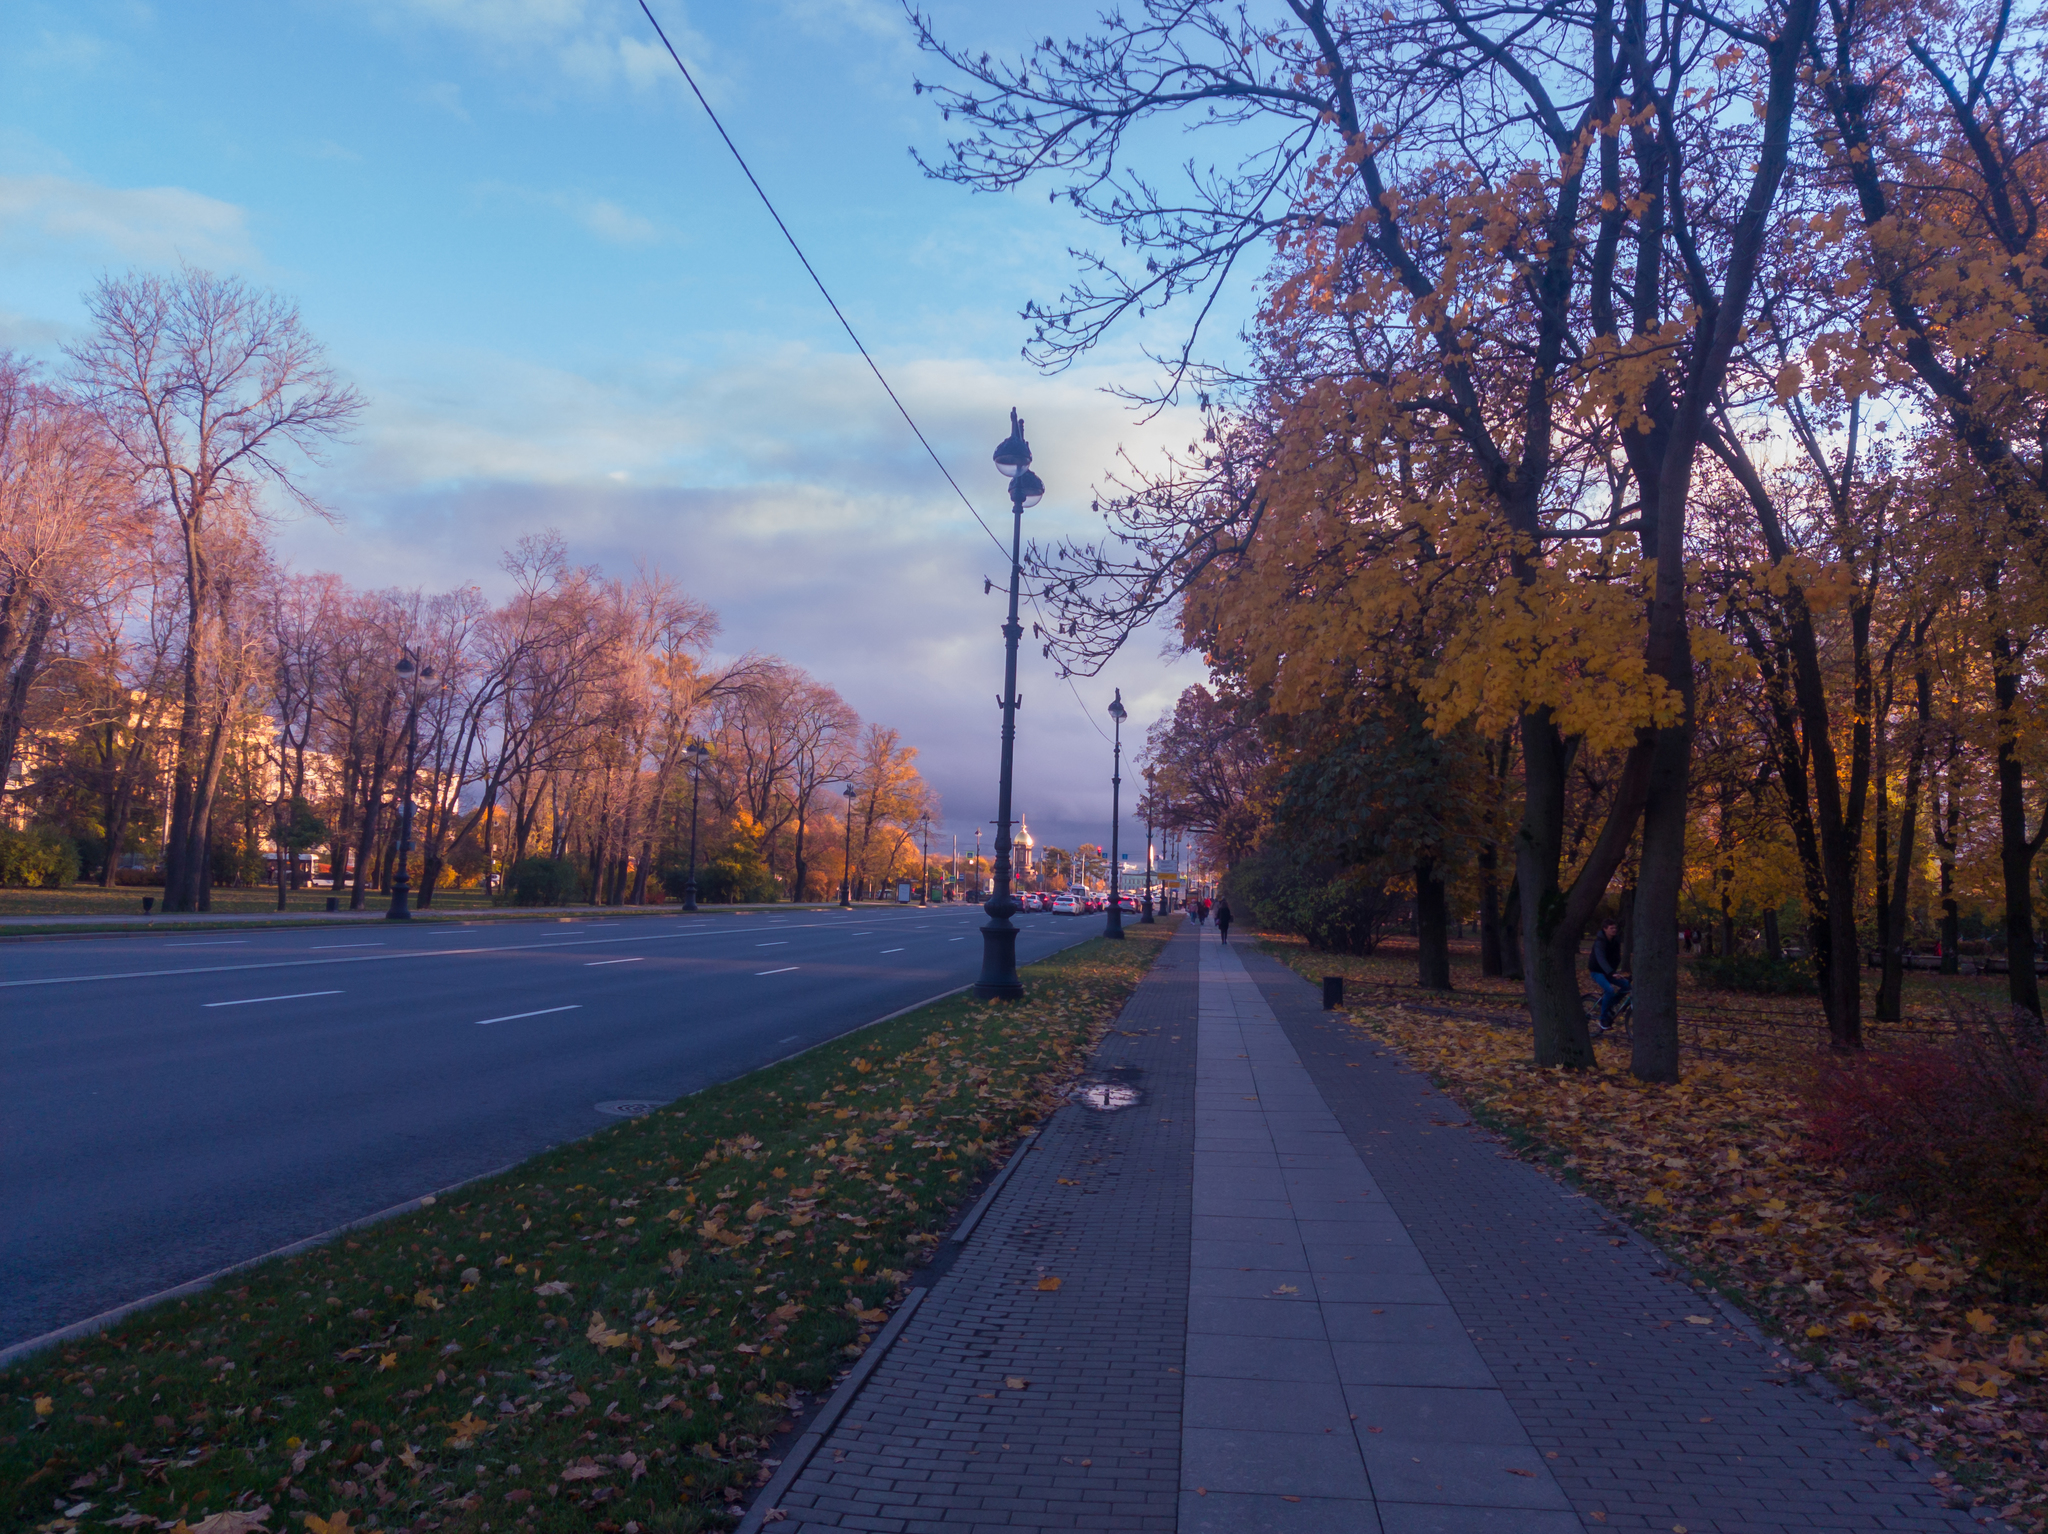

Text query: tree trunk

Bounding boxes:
[1415,858,1451,991]
[1763,908,1782,960]
[1500,876,1524,981]
[1477,845,1502,976]
[1992,644,2045,1032]
[1631,722,1691,1083]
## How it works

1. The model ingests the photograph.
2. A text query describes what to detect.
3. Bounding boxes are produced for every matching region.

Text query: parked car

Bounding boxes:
[1022,890,1046,911]
[1118,893,1141,912]
[1051,892,1083,914]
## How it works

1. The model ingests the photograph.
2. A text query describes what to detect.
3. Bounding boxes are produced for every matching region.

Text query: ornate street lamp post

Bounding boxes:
[1105,689,1127,940]
[840,782,857,908]
[387,648,438,920]
[975,409,1043,999]
[919,815,931,906]
[1141,764,1157,924]
[682,742,711,911]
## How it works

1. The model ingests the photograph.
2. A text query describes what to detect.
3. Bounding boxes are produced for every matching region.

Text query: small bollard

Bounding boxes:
[1322,975,1343,1010]
[142,895,155,914]
[326,896,340,912]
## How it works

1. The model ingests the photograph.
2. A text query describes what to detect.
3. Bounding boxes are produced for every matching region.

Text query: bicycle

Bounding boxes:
[1581,984,1634,1035]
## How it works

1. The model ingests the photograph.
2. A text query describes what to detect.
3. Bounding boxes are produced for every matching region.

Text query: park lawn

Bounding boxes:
[3,920,1177,1534]
[1260,935,2048,1532]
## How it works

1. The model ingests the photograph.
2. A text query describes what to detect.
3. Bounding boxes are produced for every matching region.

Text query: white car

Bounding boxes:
[1051,892,1083,914]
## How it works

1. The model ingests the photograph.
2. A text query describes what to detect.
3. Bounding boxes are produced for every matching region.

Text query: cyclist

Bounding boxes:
[1589,917,1629,1032]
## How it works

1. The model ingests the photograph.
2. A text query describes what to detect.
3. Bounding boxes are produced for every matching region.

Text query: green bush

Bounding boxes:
[0,825,81,888]
[664,838,778,904]
[504,855,583,906]
[1224,846,1390,955]
[1691,951,1816,994]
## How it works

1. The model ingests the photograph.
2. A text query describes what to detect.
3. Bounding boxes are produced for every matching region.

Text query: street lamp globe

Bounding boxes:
[1011,469,1045,508]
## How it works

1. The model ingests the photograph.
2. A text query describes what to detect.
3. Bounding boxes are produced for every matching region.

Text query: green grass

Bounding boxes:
[2,920,1177,1534]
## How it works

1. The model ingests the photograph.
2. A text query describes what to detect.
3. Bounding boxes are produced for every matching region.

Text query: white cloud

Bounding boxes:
[0,174,255,267]
[368,0,704,96]
[472,180,668,245]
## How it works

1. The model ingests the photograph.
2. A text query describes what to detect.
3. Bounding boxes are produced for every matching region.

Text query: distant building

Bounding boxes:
[1016,814,1034,883]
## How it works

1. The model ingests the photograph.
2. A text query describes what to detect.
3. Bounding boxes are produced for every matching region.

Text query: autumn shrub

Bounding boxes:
[1804,1014,2048,1285]
[1691,950,1816,994]
[505,854,583,906]
[0,824,81,888]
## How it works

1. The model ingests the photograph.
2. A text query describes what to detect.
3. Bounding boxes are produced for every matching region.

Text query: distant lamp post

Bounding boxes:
[975,408,1042,1000]
[683,741,711,911]
[1141,764,1157,924]
[839,782,857,908]
[386,649,438,921]
[1105,689,1128,940]
[919,815,931,906]
[975,827,983,898]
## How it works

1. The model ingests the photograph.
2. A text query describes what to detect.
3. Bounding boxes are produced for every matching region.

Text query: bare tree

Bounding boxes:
[68,267,362,910]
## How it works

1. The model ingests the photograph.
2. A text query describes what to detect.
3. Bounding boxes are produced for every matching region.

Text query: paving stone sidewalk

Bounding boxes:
[1231,935,1985,1534]
[763,922,1990,1533]
[768,925,1200,1531]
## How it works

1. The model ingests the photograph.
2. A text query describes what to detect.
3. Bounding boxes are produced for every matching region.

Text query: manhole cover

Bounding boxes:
[595,1100,663,1117]
[1072,1083,1140,1111]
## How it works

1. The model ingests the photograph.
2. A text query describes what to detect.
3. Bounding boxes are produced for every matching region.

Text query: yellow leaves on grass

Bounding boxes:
[301,1513,353,1534]
[412,1290,441,1312]
[585,1312,629,1350]
[444,1412,493,1448]
[34,1396,53,1416]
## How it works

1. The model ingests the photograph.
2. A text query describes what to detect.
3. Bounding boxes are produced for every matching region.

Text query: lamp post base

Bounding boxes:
[683,881,699,913]
[974,914,1023,999]
[1104,908,1125,940]
[386,880,413,920]
[1141,894,1155,925]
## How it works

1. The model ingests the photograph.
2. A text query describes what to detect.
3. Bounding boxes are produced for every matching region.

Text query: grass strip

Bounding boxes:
[4,922,1175,1534]
[1258,934,2048,1532]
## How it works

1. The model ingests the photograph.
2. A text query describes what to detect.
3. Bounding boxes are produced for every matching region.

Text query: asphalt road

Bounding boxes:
[0,902,1100,1351]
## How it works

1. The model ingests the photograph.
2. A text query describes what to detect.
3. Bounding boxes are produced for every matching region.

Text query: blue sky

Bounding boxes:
[1,0,1241,870]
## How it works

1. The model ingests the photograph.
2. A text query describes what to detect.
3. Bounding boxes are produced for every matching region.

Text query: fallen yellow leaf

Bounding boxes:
[1036,1276,1063,1292]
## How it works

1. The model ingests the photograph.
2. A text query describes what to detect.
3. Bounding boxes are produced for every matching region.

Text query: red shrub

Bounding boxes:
[1803,1016,2048,1285]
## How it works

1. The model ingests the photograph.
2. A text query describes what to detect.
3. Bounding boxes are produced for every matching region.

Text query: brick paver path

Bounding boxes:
[770,928,1199,1531]
[764,923,1989,1533]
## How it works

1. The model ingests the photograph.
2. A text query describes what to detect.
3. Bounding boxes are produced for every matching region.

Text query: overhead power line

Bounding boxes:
[632,2,1113,743]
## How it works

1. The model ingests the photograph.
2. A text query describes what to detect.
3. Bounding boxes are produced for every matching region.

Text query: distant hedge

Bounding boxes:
[503,855,583,906]
[1691,951,1816,995]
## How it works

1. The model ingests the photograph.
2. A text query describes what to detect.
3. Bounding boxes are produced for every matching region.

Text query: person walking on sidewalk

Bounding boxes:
[1214,898,1233,943]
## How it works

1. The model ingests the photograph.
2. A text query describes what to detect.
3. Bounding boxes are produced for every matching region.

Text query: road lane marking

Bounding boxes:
[204,990,342,1007]
[780,1034,800,1042]
[756,966,799,975]
[1,920,848,988]
[311,942,385,950]
[881,947,905,953]
[474,1005,581,1026]
[950,937,967,941]
[585,957,645,966]
[756,941,788,947]
[168,941,249,947]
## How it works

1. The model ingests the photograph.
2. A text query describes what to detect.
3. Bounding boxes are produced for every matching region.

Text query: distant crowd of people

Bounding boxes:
[1185,893,1232,942]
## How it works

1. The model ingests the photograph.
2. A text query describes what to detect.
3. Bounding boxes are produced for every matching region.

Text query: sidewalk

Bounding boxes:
[760,922,1988,1533]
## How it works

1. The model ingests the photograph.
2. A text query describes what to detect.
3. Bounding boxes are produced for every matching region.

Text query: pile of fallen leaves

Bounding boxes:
[1261,939,2048,1531]
[2,923,1176,1534]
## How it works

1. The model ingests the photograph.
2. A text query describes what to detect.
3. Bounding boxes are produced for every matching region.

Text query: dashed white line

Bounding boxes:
[881,947,905,953]
[204,990,342,1008]
[757,941,788,947]
[949,937,967,941]
[780,1034,801,1043]
[585,958,644,966]
[474,1005,581,1026]
[310,942,384,950]
[756,966,799,976]
[169,941,249,948]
